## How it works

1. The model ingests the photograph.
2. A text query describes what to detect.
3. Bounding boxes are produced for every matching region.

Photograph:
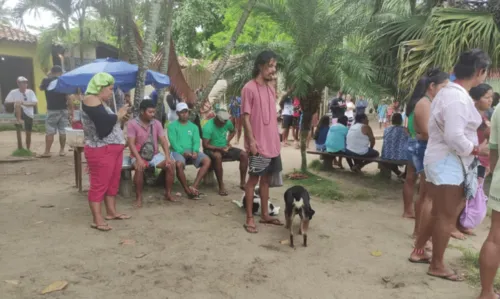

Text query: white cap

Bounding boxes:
[216,110,230,122]
[143,95,151,100]
[176,102,189,112]
[17,76,28,82]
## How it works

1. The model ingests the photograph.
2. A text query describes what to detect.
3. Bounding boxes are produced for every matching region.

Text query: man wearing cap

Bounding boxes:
[39,65,73,157]
[4,76,38,150]
[202,109,248,196]
[168,102,211,198]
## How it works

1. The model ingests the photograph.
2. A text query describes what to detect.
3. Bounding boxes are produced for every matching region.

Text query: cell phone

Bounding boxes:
[478,165,486,179]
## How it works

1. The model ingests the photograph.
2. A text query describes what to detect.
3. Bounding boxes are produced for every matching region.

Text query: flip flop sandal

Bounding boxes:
[105,214,131,220]
[188,194,202,200]
[243,224,258,234]
[219,191,229,196]
[427,270,464,282]
[408,257,431,264]
[59,152,66,157]
[259,218,284,226]
[37,153,52,158]
[90,224,112,231]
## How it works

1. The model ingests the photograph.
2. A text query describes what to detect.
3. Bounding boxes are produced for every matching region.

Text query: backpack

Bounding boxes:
[459,178,488,229]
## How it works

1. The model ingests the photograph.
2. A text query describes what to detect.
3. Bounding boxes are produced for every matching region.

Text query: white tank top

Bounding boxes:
[346,123,369,155]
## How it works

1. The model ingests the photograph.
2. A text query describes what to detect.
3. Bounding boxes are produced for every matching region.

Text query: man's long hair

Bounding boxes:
[252,50,277,78]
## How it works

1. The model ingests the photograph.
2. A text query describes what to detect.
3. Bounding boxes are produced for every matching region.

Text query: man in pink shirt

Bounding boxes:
[241,50,283,233]
[127,100,175,207]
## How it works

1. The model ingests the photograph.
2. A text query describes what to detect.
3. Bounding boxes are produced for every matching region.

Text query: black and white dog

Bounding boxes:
[284,185,315,248]
[241,187,280,216]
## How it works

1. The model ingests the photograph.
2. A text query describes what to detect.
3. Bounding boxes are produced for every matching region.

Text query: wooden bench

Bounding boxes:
[307,150,407,179]
[119,155,238,197]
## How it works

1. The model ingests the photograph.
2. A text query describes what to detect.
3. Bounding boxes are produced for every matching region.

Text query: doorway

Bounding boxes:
[0,55,36,113]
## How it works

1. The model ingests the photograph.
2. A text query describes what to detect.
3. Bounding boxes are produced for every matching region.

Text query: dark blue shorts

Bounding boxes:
[407,138,427,174]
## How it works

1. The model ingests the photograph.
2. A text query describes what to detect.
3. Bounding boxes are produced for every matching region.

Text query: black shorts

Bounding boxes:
[22,111,33,132]
[204,147,242,161]
[248,154,282,176]
[282,115,293,129]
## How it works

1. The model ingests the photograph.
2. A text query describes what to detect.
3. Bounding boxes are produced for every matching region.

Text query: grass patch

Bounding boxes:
[308,159,322,171]
[11,148,34,157]
[449,244,500,289]
[286,171,344,201]
[0,124,45,133]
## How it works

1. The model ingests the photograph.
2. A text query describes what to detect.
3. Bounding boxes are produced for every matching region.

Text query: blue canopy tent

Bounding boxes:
[48,58,170,94]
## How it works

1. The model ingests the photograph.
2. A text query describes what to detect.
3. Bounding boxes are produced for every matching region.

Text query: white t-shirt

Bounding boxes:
[345,101,355,118]
[282,97,293,116]
[5,89,38,118]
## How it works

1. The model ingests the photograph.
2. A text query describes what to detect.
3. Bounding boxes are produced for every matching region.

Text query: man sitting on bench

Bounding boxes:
[202,110,248,196]
[168,102,211,199]
[128,100,175,207]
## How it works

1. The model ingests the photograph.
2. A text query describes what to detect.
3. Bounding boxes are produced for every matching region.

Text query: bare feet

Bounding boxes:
[451,230,466,240]
[164,194,179,202]
[402,212,415,219]
[459,226,476,236]
[134,198,142,208]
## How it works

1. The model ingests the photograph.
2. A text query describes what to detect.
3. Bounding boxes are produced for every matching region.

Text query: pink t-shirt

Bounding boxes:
[241,80,281,158]
[127,118,164,155]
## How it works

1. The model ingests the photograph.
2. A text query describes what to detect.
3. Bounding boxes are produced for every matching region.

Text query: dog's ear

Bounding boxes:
[308,208,315,220]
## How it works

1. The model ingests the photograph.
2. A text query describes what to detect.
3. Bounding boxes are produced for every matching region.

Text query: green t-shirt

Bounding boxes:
[167,120,200,153]
[407,112,416,138]
[202,119,234,147]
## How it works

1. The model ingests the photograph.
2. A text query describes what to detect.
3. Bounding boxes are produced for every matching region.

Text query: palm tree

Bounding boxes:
[373,0,500,96]
[244,0,381,171]
[133,0,162,113]
[13,0,90,67]
[155,0,175,120]
[200,0,258,102]
[0,0,13,25]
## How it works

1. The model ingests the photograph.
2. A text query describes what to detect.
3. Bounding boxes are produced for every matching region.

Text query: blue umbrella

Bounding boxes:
[49,58,170,94]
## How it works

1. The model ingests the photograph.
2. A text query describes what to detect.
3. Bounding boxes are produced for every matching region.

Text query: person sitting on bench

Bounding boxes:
[381,113,408,178]
[168,102,211,199]
[202,110,248,196]
[345,113,379,172]
[325,115,352,169]
[128,99,176,207]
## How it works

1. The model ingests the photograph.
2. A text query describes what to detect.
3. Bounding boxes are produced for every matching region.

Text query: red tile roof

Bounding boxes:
[0,24,37,43]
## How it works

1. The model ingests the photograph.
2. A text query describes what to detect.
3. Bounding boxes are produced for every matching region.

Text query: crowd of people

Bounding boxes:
[5,47,500,297]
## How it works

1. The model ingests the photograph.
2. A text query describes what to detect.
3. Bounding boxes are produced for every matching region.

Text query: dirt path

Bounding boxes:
[0,131,487,299]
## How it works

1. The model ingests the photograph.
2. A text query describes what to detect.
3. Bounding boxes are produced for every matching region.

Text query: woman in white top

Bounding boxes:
[344,94,355,127]
[410,49,490,282]
[345,113,378,172]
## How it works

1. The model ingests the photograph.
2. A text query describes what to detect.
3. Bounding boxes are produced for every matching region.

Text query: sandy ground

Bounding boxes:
[0,130,490,299]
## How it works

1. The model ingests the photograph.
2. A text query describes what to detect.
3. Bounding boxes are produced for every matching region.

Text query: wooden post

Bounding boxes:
[378,163,392,179]
[15,124,23,149]
[322,155,334,171]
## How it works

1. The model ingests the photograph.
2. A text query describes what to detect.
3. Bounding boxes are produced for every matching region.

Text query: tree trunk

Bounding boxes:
[409,0,416,15]
[373,0,384,16]
[78,15,85,66]
[124,2,139,65]
[156,0,174,121]
[300,91,322,172]
[133,0,162,115]
[196,0,257,111]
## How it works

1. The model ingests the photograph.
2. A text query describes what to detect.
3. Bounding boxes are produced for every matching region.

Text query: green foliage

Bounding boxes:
[11,148,34,157]
[450,244,500,290]
[0,0,13,25]
[286,171,344,201]
[209,0,290,58]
